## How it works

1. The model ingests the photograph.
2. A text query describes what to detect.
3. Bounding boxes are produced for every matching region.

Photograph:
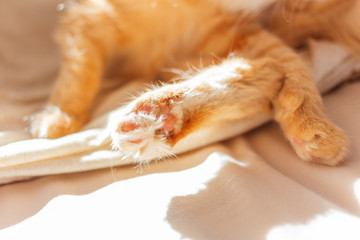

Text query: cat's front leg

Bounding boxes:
[30,106,89,139]
[30,39,103,139]
[30,5,117,138]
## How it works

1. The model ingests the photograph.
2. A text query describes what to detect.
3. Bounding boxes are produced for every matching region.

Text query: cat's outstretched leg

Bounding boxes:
[110,58,284,163]
[240,29,348,166]
[30,5,116,138]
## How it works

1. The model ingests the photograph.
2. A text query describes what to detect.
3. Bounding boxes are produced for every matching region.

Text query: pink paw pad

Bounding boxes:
[293,137,305,145]
[120,122,139,132]
[118,122,143,143]
[135,104,153,114]
[137,103,175,134]
[162,113,175,132]
[119,102,176,144]
[111,100,183,160]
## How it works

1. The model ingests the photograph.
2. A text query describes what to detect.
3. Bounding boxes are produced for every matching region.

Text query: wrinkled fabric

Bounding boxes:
[0,1,360,239]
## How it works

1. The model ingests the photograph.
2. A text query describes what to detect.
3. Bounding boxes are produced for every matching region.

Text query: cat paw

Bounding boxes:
[288,119,348,166]
[30,106,84,138]
[110,99,183,162]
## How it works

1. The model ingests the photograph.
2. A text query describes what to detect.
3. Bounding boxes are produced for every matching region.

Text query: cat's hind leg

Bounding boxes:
[109,57,284,163]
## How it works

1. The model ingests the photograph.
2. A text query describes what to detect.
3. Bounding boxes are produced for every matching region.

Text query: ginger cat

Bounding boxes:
[30,0,359,165]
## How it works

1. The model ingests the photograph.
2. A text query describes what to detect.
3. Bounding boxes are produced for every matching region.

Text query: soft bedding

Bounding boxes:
[1,0,360,239]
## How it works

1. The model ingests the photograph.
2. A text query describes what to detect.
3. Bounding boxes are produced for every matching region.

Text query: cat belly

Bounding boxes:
[104,0,246,78]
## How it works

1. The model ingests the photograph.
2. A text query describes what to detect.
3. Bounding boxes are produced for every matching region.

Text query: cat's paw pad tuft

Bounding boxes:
[110,101,182,162]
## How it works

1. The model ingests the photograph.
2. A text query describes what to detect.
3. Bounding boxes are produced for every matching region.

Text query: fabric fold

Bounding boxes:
[1,40,359,184]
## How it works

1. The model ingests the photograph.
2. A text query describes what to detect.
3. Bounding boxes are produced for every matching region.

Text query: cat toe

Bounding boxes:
[289,121,348,166]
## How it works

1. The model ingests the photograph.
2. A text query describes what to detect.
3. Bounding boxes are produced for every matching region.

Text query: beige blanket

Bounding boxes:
[1,0,360,239]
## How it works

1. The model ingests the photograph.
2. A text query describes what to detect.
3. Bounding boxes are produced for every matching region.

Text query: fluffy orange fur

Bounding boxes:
[30,0,360,165]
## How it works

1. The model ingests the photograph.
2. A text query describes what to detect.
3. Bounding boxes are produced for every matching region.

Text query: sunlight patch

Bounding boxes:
[267,209,360,240]
[354,179,360,205]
